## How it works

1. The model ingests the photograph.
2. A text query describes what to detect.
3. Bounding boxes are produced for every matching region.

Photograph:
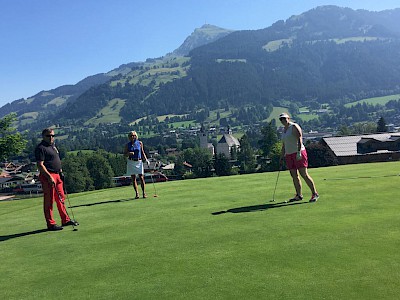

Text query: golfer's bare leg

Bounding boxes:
[299,168,317,194]
[131,175,139,198]
[138,174,146,197]
[290,169,302,196]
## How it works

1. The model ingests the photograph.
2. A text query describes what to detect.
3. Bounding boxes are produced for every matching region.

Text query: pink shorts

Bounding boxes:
[285,149,308,170]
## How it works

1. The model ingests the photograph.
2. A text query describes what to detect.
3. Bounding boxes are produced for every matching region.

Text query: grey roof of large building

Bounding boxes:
[218,134,240,147]
[323,133,400,157]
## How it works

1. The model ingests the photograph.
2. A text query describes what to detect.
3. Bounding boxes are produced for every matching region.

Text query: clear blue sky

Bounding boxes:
[1,0,399,107]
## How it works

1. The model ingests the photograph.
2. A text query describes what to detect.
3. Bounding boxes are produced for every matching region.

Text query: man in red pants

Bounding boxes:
[35,128,77,231]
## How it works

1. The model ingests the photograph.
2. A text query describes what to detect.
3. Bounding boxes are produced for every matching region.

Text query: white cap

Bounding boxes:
[279,112,290,119]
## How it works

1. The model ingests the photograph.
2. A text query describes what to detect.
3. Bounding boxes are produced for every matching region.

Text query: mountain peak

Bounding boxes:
[170,24,234,57]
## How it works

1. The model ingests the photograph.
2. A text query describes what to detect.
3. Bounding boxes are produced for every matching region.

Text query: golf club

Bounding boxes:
[63,185,79,229]
[271,169,281,202]
[270,159,283,202]
[55,183,78,231]
[150,172,158,197]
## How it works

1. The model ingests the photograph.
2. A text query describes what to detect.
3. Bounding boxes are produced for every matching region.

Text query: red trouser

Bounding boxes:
[39,173,70,228]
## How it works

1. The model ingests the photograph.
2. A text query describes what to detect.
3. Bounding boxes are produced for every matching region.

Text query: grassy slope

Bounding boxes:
[345,94,400,108]
[267,106,287,122]
[1,161,399,299]
[85,98,125,126]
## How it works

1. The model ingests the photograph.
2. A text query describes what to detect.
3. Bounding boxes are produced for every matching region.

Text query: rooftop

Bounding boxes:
[323,133,400,157]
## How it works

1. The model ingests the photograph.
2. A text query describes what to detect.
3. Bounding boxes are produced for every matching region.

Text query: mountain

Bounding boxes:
[0,24,233,127]
[0,73,110,118]
[2,6,400,133]
[59,6,400,125]
[169,24,234,56]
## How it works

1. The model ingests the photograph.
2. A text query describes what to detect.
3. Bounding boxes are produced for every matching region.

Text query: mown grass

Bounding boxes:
[85,98,125,126]
[111,57,190,89]
[266,106,288,122]
[345,94,400,108]
[296,113,319,122]
[263,38,293,52]
[1,161,399,299]
[169,120,197,129]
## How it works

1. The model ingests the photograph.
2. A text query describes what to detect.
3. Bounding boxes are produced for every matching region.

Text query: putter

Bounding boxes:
[55,185,78,231]
[150,172,158,197]
[270,161,282,202]
[271,169,281,202]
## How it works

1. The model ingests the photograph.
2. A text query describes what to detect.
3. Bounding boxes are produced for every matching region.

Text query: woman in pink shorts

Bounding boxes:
[279,113,319,203]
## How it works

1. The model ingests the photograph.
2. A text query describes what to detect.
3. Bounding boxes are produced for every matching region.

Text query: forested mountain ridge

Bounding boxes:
[59,5,400,128]
[2,6,400,133]
[180,6,400,107]
[0,25,233,129]
[0,73,110,117]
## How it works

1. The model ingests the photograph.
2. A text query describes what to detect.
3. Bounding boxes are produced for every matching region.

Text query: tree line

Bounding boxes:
[61,150,126,193]
[0,109,388,195]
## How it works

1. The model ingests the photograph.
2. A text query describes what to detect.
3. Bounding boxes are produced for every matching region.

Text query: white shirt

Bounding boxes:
[281,122,305,155]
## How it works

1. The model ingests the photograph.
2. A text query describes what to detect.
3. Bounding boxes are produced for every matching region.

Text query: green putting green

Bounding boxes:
[1,161,399,299]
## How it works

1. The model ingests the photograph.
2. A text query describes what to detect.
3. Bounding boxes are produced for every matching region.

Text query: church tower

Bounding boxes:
[199,123,208,148]
[199,123,215,155]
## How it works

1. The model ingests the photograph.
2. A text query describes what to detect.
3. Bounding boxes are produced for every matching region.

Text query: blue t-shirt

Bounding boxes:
[127,140,142,160]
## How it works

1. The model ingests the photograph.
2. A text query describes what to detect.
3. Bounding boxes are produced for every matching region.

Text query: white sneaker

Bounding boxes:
[309,193,319,202]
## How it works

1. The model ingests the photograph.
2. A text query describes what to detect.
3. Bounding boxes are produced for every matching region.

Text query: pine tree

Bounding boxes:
[237,134,255,173]
[259,122,278,158]
[214,153,231,176]
[377,117,387,132]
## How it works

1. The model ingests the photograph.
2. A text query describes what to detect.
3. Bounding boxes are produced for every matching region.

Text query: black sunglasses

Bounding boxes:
[46,134,55,137]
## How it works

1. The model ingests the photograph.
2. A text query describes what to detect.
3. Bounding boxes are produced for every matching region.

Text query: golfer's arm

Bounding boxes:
[140,142,148,161]
[37,161,52,181]
[293,125,303,151]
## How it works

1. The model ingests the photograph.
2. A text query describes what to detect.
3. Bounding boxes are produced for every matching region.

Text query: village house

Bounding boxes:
[199,125,240,159]
[0,162,38,192]
[216,129,240,159]
[322,133,400,165]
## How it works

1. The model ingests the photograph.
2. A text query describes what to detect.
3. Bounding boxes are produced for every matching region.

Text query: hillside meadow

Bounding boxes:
[344,94,400,108]
[1,161,399,299]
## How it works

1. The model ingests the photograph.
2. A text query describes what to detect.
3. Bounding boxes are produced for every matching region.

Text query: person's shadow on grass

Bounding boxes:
[212,201,307,215]
[0,228,49,242]
[70,198,136,208]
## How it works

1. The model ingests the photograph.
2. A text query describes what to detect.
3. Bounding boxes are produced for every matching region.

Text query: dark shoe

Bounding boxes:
[48,225,63,231]
[62,220,79,226]
[287,194,303,203]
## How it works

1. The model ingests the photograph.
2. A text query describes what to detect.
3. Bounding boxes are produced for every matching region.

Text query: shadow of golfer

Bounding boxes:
[71,198,136,208]
[212,201,307,215]
[0,228,48,242]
